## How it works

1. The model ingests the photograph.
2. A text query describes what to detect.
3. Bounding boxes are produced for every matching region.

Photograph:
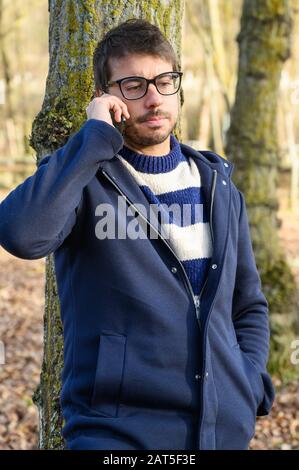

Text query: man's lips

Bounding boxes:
[145,116,166,121]
[143,117,166,125]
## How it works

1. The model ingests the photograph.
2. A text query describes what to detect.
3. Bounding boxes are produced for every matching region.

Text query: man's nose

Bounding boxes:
[144,83,163,107]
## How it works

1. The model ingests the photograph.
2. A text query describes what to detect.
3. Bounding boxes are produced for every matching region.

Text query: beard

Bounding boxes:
[122,118,177,148]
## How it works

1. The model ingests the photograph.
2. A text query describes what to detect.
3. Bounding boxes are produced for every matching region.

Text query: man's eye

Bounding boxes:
[126,85,142,90]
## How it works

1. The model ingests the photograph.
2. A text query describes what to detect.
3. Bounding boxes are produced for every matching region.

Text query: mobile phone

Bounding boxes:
[110,110,126,134]
[118,115,126,135]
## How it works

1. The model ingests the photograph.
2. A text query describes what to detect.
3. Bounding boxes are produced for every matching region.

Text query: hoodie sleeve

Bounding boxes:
[0,119,124,260]
[232,190,275,416]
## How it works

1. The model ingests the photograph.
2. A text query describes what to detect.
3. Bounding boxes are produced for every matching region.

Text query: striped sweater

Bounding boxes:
[117,133,212,305]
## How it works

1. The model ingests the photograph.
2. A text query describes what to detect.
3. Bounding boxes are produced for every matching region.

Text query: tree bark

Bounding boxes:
[30,0,185,450]
[225,0,297,314]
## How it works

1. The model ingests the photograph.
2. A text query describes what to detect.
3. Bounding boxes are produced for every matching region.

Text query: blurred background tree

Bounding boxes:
[225,0,299,377]
[0,0,48,186]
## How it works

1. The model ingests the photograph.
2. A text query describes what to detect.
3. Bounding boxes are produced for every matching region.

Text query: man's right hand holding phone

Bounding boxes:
[85,92,130,129]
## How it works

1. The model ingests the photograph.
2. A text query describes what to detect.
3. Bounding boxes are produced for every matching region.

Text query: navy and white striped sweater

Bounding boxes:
[118,134,212,302]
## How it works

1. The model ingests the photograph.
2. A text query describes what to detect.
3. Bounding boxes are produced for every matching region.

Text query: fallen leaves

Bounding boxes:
[0,245,44,449]
[250,378,299,449]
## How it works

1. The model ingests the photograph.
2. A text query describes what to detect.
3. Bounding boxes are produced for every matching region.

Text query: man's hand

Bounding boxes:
[85,92,130,128]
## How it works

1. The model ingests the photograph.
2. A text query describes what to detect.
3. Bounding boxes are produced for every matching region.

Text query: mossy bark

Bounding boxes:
[225,0,298,377]
[225,0,297,313]
[29,0,185,450]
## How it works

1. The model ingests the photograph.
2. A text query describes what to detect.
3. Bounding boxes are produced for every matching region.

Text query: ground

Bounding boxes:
[0,186,298,450]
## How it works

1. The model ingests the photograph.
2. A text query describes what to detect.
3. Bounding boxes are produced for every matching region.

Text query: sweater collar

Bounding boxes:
[118,134,186,174]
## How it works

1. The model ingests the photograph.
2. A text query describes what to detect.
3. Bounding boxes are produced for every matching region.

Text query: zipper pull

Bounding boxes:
[194,296,201,323]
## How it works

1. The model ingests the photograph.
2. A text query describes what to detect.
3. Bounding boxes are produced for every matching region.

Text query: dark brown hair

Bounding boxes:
[92,18,179,94]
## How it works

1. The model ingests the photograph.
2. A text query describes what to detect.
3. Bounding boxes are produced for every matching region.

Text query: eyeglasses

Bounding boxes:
[105,71,183,100]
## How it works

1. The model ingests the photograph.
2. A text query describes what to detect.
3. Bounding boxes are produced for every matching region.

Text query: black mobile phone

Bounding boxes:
[110,110,126,134]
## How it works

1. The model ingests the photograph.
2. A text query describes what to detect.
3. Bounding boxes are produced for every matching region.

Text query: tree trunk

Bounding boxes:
[29,0,185,450]
[225,0,297,311]
[225,0,298,375]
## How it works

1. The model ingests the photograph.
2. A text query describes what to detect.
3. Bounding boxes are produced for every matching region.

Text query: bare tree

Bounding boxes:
[225,0,298,373]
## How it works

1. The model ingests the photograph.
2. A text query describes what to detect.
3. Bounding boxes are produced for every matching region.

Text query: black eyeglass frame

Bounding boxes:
[105,71,183,100]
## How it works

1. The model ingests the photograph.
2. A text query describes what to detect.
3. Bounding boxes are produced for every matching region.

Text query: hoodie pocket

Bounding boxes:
[91,333,127,417]
[233,344,264,411]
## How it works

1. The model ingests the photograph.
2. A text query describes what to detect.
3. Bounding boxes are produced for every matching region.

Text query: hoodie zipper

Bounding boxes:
[194,169,217,315]
[101,168,218,332]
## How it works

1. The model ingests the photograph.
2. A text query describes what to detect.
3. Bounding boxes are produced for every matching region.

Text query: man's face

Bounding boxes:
[106,54,179,149]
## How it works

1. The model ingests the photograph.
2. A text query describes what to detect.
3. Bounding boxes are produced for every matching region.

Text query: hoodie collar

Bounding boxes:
[179,142,234,178]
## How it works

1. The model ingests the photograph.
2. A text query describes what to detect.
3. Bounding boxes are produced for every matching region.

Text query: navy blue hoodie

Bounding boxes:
[0,119,275,450]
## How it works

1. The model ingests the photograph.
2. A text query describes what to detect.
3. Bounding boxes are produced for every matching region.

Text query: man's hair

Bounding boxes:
[93,18,179,93]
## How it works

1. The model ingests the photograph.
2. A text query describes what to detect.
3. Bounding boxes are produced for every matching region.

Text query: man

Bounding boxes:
[0,19,275,450]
